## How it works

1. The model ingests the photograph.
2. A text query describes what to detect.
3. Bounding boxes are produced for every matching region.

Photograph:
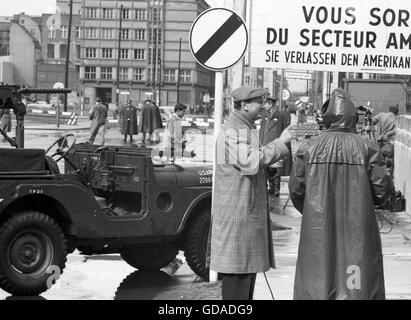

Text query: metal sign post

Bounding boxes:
[189,7,249,283]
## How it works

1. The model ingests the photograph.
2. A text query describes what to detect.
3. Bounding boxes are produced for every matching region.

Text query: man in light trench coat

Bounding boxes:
[210,86,292,300]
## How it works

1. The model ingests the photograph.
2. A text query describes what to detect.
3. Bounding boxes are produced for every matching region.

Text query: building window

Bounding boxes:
[60,44,67,58]
[102,8,114,19]
[121,8,130,20]
[48,26,56,38]
[149,28,161,44]
[148,48,161,64]
[120,29,130,40]
[47,44,55,58]
[85,66,96,79]
[101,48,113,59]
[180,70,191,83]
[133,49,145,60]
[147,68,161,82]
[76,26,82,39]
[149,8,162,23]
[101,28,113,39]
[134,68,145,81]
[84,8,98,19]
[101,67,113,80]
[163,69,176,82]
[134,29,146,40]
[120,67,128,80]
[85,48,97,58]
[84,28,98,39]
[120,49,129,59]
[61,26,67,39]
[76,44,80,58]
[135,9,147,20]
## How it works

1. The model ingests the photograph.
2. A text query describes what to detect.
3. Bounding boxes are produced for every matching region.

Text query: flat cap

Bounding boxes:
[231,86,268,102]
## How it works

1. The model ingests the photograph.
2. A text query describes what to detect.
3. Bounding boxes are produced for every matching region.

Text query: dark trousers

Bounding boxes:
[220,273,257,300]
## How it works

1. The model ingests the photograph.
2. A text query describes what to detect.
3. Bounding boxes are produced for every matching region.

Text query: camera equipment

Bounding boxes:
[357,105,375,140]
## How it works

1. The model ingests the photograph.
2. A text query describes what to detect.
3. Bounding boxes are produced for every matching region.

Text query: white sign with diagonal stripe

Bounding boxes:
[190,8,248,71]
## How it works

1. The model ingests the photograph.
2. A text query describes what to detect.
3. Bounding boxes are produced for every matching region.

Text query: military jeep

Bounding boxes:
[0,133,212,296]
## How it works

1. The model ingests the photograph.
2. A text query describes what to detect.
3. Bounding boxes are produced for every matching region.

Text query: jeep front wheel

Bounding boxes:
[120,244,178,270]
[0,211,67,296]
[183,207,210,279]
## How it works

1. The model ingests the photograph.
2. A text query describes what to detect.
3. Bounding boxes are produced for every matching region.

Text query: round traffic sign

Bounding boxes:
[282,89,290,101]
[190,8,248,71]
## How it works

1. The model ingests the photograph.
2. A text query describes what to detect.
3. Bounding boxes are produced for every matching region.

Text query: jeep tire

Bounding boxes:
[183,207,210,279]
[120,244,178,270]
[0,211,67,296]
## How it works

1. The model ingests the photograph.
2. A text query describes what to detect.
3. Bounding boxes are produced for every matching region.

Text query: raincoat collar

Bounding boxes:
[231,109,257,129]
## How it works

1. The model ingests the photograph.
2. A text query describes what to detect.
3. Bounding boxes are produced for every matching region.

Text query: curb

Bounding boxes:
[25,126,90,131]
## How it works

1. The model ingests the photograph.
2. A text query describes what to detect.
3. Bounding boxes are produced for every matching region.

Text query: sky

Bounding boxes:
[2,0,221,16]
[1,0,57,16]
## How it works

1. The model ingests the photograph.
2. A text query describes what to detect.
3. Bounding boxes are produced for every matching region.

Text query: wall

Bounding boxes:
[9,23,38,86]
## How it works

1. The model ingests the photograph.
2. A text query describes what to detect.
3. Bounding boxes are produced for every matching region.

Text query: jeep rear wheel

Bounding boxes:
[183,207,210,279]
[120,244,178,270]
[0,211,67,296]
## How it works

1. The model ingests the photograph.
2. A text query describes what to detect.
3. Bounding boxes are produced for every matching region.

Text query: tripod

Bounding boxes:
[360,114,376,140]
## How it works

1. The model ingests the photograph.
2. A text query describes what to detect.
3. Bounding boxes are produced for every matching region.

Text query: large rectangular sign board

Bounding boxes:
[249,0,411,75]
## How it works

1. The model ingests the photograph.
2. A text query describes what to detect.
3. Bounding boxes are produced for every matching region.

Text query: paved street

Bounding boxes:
[1,117,411,300]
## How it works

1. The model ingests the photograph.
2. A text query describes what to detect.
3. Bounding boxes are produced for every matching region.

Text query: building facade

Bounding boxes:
[78,0,213,109]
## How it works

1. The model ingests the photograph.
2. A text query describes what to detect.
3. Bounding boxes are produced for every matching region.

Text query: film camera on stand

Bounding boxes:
[357,105,375,140]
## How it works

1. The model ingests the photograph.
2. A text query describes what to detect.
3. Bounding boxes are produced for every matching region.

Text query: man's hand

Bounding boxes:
[269,160,284,169]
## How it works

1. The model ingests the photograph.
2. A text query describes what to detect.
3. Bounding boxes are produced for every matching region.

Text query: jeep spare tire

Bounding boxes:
[0,211,67,296]
[120,244,178,270]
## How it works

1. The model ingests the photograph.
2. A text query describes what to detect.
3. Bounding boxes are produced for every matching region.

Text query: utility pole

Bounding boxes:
[63,0,73,112]
[176,36,182,103]
[116,4,123,106]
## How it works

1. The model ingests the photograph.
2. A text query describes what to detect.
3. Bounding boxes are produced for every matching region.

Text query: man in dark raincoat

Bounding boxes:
[119,100,138,143]
[289,88,392,300]
[210,86,292,300]
[88,97,108,144]
[259,97,292,196]
[139,100,163,143]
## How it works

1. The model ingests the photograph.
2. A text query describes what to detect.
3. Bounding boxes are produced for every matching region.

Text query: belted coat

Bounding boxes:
[209,109,289,273]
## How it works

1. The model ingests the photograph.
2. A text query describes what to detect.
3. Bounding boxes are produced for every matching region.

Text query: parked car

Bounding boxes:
[26,101,54,109]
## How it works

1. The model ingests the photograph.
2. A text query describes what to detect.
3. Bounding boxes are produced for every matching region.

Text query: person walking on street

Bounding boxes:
[209,86,292,300]
[139,100,163,143]
[0,108,12,136]
[165,102,187,159]
[120,100,138,143]
[259,97,292,196]
[289,88,391,300]
[87,97,108,144]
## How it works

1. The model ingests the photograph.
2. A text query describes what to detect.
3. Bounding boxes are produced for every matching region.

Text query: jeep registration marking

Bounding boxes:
[29,189,44,194]
[199,176,212,184]
[197,169,213,176]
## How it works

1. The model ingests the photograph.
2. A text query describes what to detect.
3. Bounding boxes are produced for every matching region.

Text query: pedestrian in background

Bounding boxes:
[259,97,292,196]
[165,102,187,159]
[139,100,163,143]
[209,86,291,300]
[289,88,391,300]
[0,108,12,135]
[120,100,138,143]
[372,104,399,177]
[296,101,307,125]
[87,97,108,144]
